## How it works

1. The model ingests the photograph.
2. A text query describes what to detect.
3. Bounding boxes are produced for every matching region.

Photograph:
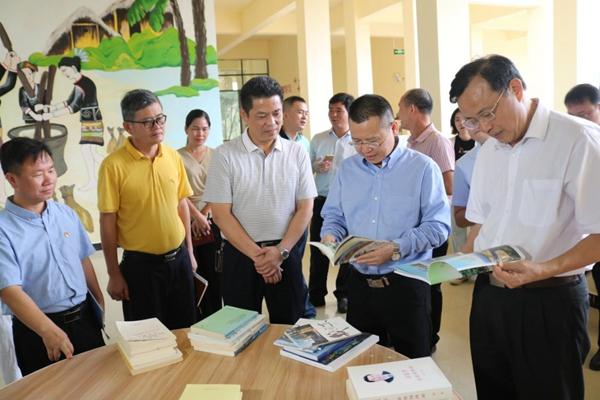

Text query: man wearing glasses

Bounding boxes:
[320,94,450,358]
[98,89,196,329]
[396,88,454,352]
[451,55,600,399]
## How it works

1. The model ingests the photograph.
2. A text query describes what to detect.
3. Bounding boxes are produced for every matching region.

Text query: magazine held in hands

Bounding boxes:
[310,236,389,265]
[393,245,528,285]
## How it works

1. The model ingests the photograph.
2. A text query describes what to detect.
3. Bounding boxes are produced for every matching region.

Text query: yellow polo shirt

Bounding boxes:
[98,138,193,254]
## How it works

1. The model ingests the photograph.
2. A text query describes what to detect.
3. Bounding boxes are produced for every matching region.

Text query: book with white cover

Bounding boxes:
[116,318,176,342]
[346,357,452,400]
[117,343,183,376]
[280,334,379,372]
[118,336,177,356]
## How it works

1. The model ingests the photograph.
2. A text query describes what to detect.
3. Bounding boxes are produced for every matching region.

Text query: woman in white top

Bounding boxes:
[178,109,222,319]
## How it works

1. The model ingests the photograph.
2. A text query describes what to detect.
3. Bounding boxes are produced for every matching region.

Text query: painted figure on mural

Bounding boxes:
[18,62,42,124]
[0,50,20,205]
[42,56,104,192]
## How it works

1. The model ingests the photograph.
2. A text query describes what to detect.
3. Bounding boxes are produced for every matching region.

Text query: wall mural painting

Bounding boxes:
[0,0,221,242]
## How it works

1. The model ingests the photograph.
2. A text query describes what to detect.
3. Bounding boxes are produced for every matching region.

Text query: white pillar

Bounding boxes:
[296,0,334,136]
[527,2,554,104]
[553,0,600,110]
[415,0,470,131]
[343,0,373,96]
[402,0,419,89]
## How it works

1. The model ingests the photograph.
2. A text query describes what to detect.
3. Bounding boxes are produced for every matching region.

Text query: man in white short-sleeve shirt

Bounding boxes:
[203,76,316,324]
[451,54,600,400]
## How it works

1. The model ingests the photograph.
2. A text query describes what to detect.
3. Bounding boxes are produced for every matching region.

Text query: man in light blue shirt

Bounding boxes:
[308,92,356,313]
[452,130,491,229]
[321,95,450,357]
[0,138,104,376]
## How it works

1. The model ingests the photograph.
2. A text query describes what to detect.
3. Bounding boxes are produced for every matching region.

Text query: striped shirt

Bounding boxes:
[407,124,455,174]
[202,131,317,242]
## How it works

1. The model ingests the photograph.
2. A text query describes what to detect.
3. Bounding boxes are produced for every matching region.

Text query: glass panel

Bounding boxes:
[242,59,268,74]
[219,76,243,91]
[220,91,243,142]
[218,59,242,75]
[242,74,268,84]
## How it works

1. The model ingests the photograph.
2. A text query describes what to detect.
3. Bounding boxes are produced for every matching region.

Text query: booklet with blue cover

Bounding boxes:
[393,245,527,285]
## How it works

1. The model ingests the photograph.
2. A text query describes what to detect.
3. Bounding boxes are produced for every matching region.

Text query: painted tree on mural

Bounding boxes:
[191,0,208,79]
[128,0,191,86]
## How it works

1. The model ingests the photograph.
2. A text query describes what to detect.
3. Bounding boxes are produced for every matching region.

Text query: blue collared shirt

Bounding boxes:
[0,199,94,313]
[321,142,451,275]
[452,143,481,207]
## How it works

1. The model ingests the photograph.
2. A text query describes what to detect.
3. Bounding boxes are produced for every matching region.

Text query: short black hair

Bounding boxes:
[329,92,354,111]
[449,54,526,103]
[450,108,461,135]
[239,76,283,114]
[185,109,211,128]
[121,89,162,121]
[564,84,600,106]
[401,88,433,114]
[283,96,306,111]
[349,94,394,127]
[0,137,53,175]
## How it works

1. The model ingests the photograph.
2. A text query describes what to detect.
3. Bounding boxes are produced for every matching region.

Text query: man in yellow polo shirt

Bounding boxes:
[98,89,197,329]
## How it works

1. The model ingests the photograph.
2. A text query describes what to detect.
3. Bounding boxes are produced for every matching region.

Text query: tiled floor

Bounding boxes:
[2,249,599,399]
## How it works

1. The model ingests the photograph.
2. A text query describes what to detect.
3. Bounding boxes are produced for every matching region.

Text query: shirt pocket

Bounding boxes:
[518,179,561,227]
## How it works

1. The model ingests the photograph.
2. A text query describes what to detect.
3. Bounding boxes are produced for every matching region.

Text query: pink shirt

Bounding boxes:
[407,124,455,173]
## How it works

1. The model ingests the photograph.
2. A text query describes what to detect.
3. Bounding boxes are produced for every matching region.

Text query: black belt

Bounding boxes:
[257,240,281,248]
[46,301,86,324]
[488,273,582,289]
[124,244,183,262]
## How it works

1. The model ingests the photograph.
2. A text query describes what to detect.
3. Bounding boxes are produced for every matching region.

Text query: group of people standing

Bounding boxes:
[1,54,599,400]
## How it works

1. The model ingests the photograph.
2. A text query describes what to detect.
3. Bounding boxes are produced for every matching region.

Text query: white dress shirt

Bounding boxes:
[466,102,600,276]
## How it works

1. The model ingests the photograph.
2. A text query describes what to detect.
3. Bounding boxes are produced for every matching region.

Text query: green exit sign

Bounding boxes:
[393,48,405,56]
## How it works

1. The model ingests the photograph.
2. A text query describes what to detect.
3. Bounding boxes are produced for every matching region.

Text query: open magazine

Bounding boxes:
[393,245,528,285]
[309,236,388,265]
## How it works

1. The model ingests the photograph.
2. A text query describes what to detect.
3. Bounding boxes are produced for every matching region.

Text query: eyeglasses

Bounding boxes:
[349,138,384,150]
[126,114,167,129]
[462,89,505,131]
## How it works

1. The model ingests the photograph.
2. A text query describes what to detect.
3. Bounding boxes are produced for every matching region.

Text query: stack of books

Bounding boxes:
[115,318,182,375]
[178,384,242,400]
[188,306,268,356]
[275,317,379,372]
[346,357,453,400]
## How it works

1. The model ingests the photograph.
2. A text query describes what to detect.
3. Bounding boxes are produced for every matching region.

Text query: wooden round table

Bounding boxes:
[0,325,412,399]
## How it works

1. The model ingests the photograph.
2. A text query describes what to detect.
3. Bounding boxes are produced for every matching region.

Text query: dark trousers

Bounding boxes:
[309,195,350,302]
[593,262,600,346]
[470,274,589,400]
[221,240,305,324]
[346,268,432,358]
[12,300,104,376]
[431,241,448,346]
[121,244,196,330]
[193,231,223,320]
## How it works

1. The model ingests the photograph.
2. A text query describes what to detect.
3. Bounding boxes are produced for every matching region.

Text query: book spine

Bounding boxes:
[232,323,267,355]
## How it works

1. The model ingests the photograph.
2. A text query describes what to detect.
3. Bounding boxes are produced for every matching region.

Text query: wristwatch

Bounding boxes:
[277,245,290,260]
[391,243,401,261]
